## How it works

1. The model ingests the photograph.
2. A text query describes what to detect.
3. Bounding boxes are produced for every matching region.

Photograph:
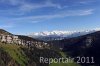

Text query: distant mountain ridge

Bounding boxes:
[29,30,99,41]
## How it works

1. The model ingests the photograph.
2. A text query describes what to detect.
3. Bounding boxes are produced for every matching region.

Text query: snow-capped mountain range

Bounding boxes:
[28,29,100,41]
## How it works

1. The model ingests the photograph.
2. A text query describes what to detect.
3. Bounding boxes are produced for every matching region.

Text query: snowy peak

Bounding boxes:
[28,29,100,41]
[29,30,97,37]
[30,30,75,37]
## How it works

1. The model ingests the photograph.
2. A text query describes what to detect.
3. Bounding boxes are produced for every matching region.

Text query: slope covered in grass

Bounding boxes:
[0,42,64,66]
[0,43,28,66]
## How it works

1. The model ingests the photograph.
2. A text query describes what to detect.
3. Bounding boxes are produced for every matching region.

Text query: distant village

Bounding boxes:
[0,34,50,49]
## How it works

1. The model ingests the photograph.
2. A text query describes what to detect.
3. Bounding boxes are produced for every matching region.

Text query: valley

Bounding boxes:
[0,29,100,66]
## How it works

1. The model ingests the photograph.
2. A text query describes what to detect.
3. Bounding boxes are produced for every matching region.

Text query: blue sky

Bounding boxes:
[0,0,100,34]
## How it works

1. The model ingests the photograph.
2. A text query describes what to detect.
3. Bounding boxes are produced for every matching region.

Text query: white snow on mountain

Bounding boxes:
[29,30,94,37]
[28,29,100,41]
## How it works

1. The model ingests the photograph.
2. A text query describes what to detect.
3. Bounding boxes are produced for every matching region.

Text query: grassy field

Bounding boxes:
[0,43,28,66]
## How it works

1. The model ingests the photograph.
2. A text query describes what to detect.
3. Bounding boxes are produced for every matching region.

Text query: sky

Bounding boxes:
[0,0,100,34]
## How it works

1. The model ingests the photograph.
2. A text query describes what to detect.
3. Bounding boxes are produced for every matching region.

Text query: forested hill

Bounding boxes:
[63,31,100,66]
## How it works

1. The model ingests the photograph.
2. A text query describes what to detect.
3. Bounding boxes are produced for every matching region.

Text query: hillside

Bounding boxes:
[0,29,12,35]
[0,42,81,66]
[17,35,40,42]
[47,31,100,66]
[62,31,100,66]
[0,42,61,66]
